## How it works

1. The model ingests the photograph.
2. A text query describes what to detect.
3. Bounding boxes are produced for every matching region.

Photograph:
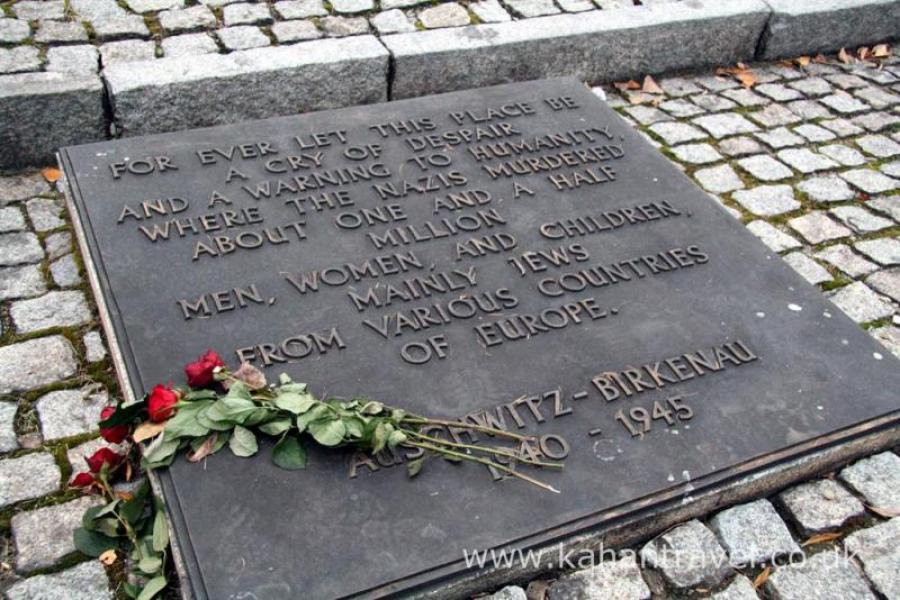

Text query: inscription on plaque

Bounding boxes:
[60,78,900,599]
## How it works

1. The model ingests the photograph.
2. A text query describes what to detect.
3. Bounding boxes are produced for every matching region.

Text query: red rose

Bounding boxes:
[99,406,130,444]
[184,350,225,388]
[71,472,95,487]
[147,384,179,422]
[86,448,123,473]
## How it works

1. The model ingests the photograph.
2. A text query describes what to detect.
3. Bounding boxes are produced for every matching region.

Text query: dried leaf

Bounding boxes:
[99,549,118,565]
[628,93,649,105]
[125,459,132,482]
[857,46,870,61]
[838,47,852,64]
[230,362,267,390]
[41,167,61,183]
[813,53,827,63]
[796,56,811,67]
[736,71,757,88]
[802,532,842,546]
[753,566,771,588]
[737,62,748,70]
[613,80,640,91]
[187,432,219,463]
[778,60,794,68]
[641,74,664,95]
[869,505,900,518]
[116,491,135,501]
[133,420,166,443]
[872,43,891,58]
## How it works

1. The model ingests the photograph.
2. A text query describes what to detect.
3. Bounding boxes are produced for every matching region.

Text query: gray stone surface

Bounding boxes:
[829,206,893,233]
[854,238,900,266]
[218,25,270,50]
[844,518,900,600]
[161,32,219,57]
[778,479,865,535]
[670,143,723,165]
[370,10,414,35]
[83,330,108,362]
[755,127,804,149]
[691,93,738,112]
[26,197,66,231]
[159,5,217,33]
[321,16,369,36]
[694,112,760,139]
[857,134,900,159]
[12,496,101,572]
[818,143,867,167]
[549,555,650,600]
[648,121,707,145]
[872,326,900,359]
[782,252,832,285]
[105,36,388,135]
[0,264,47,300]
[0,232,44,266]
[839,452,900,508]
[695,164,744,193]
[274,0,328,18]
[385,1,769,98]
[720,136,764,156]
[332,0,375,12]
[789,212,852,244]
[272,19,323,41]
[797,174,856,203]
[484,586,527,600]
[419,3,471,28]
[13,0,66,20]
[867,268,900,303]
[223,2,273,25]
[0,206,25,232]
[749,104,801,127]
[776,148,837,173]
[737,154,793,181]
[92,14,150,40]
[640,519,732,588]
[659,98,706,118]
[70,0,128,19]
[828,281,894,323]
[764,550,874,600]
[820,91,870,114]
[0,336,78,394]
[44,231,73,260]
[711,575,758,600]
[34,20,88,44]
[0,401,18,453]
[733,185,800,217]
[505,0,560,17]
[709,499,800,566]
[125,0,184,12]
[746,220,801,252]
[35,388,108,441]
[99,39,157,66]
[0,174,50,203]
[6,560,115,600]
[0,452,60,508]
[10,290,92,333]
[0,71,106,169]
[470,0,512,23]
[815,244,878,278]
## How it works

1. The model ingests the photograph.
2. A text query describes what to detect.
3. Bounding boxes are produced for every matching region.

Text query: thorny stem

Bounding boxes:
[407,440,561,494]
[402,417,534,442]
[404,430,564,470]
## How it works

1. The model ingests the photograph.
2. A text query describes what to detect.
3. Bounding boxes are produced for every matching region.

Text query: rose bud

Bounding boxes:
[184,350,225,388]
[99,406,130,444]
[147,384,179,422]
[86,448,123,473]
[71,472,96,487]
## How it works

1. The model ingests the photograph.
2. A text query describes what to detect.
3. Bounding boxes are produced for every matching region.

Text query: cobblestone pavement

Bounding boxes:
[1,48,900,599]
[0,0,667,71]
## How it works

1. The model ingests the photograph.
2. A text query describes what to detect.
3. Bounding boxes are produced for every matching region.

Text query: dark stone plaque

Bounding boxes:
[60,78,900,599]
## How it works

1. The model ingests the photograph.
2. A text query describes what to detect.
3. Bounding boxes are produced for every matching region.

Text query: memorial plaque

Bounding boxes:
[60,78,900,599]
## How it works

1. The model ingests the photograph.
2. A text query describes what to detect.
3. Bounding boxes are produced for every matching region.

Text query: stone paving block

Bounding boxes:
[867,268,900,303]
[709,499,801,566]
[44,231,73,260]
[722,87,769,107]
[321,16,369,36]
[659,76,703,97]
[0,401,18,453]
[789,211,852,244]
[161,32,219,57]
[871,326,900,359]
[691,93,737,113]
[851,111,900,132]
[693,112,759,139]
[0,71,106,169]
[84,330,108,362]
[0,206,25,232]
[0,174,50,203]
[218,25,270,50]
[92,14,151,40]
[840,451,900,508]
[50,254,81,287]
[0,452,60,507]
[0,232,44,266]
[733,185,799,217]
[106,36,388,135]
[818,143,867,166]
[782,252,832,285]
[10,290,92,333]
[711,575,758,599]
[786,99,834,120]
[669,143,722,165]
[99,39,157,66]
[273,19,324,41]
[829,72,878,91]
[223,2,274,25]
[829,205,893,233]
[34,20,88,44]
[756,83,802,102]
[746,220,801,252]
[856,134,900,159]
[659,98,706,118]
[828,281,894,323]
[853,86,900,110]
[0,264,47,300]
[839,169,898,194]
[719,136,764,157]
[26,197,66,231]
[755,127,804,149]
[12,496,101,573]
[0,336,78,394]
[6,560,113,600]
[420,3,471,28]
[640,519,732,589]
[694,164,744,193]
[778,479,865,535]
[788,76,833,96]
[776,148,838,173]
[623,105,670,125]
[385,1,769,98]
[0,47,42,75]
[820,91,870,114]
[797,174,856,203]
[557,0,594,12]
[505,0,560,17]
[159,5,217,33]
[854,238,900,266]
[737,154,793,181]
[883,161,900,180]
[695,74,741,91]
[815,244,878,278]
[13,0,67,20]
[844,518,900,600]
[648,121,706,145]
[764,550,874,600]
[274,0,328,18]
[469,0,512,23]
[748,104,801,128]
[36,388,108,441]
[867,196,900,222]
[484,586,527,600]
[70,0,128,19]
[370,10,414,35]
[548,555,650,599]
[125,0,184,11]
[821,117,864,137]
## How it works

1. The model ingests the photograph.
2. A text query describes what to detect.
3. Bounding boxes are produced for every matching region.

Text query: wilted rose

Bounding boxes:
[99,406,130,444]
[229,362,267,390]
[71,472,95,487]
[147,384,179,422]
[184,350,225,388]
[86,448,123,473]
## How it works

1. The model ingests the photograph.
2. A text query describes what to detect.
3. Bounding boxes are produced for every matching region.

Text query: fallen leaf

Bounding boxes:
[188,432,219,463]
[838,47,852,64]
[778,59,794,68]
[642,74,664,94]
[613,80,640,91]
[230,362,267,390]
[872,43,891,58]
[737,62,748,70]
[802,532,842,546]
[796,56,811,67]
[133,420,166,443]
[869,505,900,518]
[125,459,132,482]
[41,167,61,183]
[753,566,771,588]
[736,71,757,88]
[116,491,135,501]
[526,580,551,600]
[99,549,118,565]
[858,46,870,61]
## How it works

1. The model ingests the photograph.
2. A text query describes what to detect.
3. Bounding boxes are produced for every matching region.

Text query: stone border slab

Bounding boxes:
[761,0,900,60]
[0,72,107,169]
[103,35,390,136]
[384,0,770,99]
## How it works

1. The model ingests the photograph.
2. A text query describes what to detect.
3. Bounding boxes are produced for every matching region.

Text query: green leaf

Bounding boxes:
[94,517,120,537]
[274,391,317,415]
[124,582,140,598]
[272,436,308,470]
[207,395,258,425]
[360,401,384,415]
[184,389,217,401]
[373,422,394,454]
[196,405,235,431]
[120,481,151,524]
[152,509,169,552]
[391,409,407,421]
[387,429,408,448]
[308,418,346,447]
[343,417,365,439]
[74,527,118,557]
[98,400,145,428]
[296,404,329,433]
[259,418,292,436]
[143,433,181,464]
[82,505,105,530]
[138,554,162,574]
[407,458,424,478]
[136,575,167,600]
[229,425,258,457]
[164,401,213,439]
